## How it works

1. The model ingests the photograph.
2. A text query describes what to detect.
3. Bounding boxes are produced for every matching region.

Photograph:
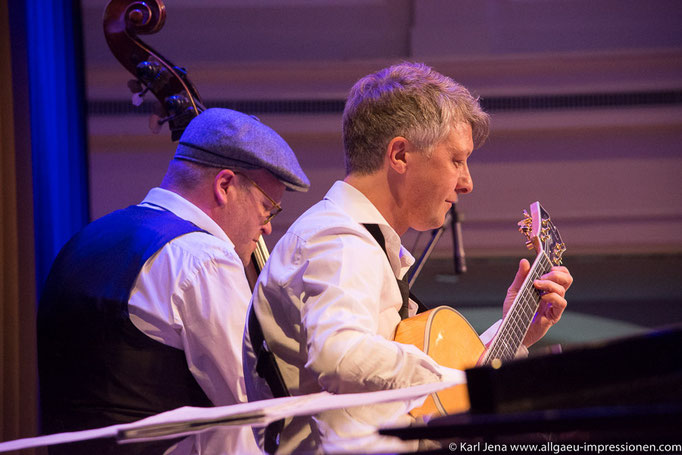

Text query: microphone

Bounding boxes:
[450,203,467,275]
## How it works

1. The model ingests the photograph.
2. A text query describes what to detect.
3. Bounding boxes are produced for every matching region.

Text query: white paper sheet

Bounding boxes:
[0,378,464,452]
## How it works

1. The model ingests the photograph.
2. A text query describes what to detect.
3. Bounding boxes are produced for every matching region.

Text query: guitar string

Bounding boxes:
[489,274,538,362]
[486,253,552,362]
[503,257,548,344]
[501,255,550,356]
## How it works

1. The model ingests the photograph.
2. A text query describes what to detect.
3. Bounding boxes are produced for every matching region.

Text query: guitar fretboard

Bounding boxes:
[483,252,553,364]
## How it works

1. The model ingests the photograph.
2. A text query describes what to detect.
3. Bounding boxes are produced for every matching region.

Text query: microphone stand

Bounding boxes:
[408,204,467,288]
[451,202,467,275]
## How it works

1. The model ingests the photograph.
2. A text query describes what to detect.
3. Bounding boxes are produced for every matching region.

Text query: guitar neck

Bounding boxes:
[481,252,554,365]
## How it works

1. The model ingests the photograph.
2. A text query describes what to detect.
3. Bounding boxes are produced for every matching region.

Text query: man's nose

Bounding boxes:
[457,169,473,194]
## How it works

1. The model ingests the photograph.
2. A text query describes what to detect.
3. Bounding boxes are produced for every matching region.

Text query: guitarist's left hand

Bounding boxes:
[503,259,573,347]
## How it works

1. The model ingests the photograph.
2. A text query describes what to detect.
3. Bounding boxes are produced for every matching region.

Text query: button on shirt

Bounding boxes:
[128,187,259,454]
[244,181,466,453]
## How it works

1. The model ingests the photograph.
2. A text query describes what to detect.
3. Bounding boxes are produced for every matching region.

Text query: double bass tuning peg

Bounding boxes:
[127,79,143,93]
[136,60,161,81]
[149,97,195,135]
[128,79,150,106]
[127,61,162,106]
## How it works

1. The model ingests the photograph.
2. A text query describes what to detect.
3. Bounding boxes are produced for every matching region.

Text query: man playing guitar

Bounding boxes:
[244,62,572,454]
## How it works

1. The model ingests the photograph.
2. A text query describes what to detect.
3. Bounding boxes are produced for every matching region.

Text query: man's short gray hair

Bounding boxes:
[342,62,490,175]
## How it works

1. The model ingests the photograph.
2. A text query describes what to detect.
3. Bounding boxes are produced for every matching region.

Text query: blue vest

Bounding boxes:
[38,205,214,452]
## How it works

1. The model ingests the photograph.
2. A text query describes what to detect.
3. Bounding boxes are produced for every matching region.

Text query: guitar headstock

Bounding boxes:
[518,202,566,266]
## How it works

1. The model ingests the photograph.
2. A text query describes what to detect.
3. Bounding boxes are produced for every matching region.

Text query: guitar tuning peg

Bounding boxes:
[518,210,532,227]
[551,243,566,265]
[525,240,534,251]
[518,212,533,238]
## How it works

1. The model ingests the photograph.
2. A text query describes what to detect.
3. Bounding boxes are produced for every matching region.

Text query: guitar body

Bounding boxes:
[394,306,485,418]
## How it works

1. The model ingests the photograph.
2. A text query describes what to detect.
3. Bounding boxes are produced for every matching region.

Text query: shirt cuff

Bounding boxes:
[439,366,467,385]
[480,319,502,346]
[515,343,529,358]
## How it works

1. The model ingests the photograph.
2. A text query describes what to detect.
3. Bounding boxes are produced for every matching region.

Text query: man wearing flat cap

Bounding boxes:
[37,108,309,454]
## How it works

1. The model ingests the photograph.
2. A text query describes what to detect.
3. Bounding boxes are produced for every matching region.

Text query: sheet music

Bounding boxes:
[0,378,464,452]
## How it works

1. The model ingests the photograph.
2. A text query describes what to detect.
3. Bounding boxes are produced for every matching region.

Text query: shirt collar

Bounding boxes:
[139,187,232,246]
[324,181,415,276]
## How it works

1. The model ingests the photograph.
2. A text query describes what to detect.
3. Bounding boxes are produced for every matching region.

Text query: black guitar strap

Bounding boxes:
[362,223,428,318]
[247,306,288,454]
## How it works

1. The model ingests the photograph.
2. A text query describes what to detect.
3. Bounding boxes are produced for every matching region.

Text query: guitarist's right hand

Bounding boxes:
[503,259,572,348]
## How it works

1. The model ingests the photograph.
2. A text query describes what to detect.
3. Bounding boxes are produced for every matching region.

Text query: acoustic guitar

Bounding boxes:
[394,201,566,418]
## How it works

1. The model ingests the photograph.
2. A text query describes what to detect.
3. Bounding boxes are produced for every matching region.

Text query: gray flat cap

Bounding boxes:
[175,108,310,192]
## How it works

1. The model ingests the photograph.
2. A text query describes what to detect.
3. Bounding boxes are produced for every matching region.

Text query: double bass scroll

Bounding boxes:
[103,0,269,282]
[103,0,205,140]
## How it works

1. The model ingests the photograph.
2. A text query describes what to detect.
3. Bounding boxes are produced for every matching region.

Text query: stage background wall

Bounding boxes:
[81,0,682,345]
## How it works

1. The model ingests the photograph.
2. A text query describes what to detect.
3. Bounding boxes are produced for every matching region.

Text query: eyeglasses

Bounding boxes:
[234,171,283,224]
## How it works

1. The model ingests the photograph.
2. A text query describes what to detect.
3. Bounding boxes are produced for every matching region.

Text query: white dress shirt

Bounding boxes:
[128,187,259,454]
[244,181,467,453]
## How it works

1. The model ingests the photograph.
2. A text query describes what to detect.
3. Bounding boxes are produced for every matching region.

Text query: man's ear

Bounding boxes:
[214,169,237,206]
[386,136,409,174]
